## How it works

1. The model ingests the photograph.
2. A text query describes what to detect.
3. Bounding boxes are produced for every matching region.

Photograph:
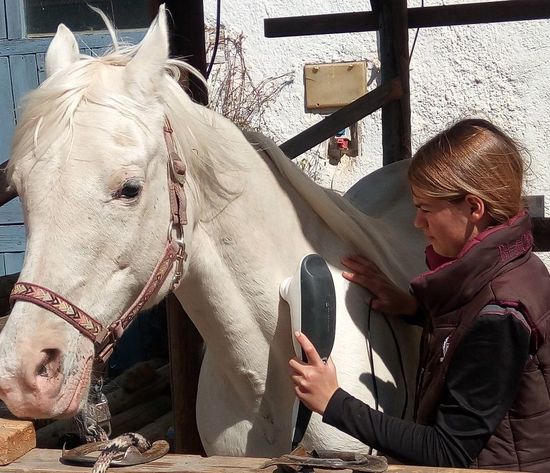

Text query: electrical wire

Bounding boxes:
[365,298,378,456]
[409,0,425,62]
[381,313,409,420]
[366,298,409,430]
[206,0,222,79]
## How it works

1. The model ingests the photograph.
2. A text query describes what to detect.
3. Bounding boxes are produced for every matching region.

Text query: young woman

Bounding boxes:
[289,119,550,472]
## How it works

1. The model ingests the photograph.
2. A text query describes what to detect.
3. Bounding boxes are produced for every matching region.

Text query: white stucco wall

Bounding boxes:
[203,0,550,257]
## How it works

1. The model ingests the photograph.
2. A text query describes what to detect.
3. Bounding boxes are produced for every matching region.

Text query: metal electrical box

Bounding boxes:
[304,61,367,113]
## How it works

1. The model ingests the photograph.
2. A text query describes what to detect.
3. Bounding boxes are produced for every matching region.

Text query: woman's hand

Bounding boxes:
[289,332,339,415]
[342,255,418,316]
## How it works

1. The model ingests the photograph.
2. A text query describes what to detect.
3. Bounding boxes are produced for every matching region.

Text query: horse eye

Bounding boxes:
[118,180,142,199]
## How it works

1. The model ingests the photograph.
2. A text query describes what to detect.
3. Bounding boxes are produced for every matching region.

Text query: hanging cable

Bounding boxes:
[409,0,425,62]
[366,298,380,414]
[366,299,409,426]
[381,314,409,420]
[365,298,377,456]
[206,0,222,79]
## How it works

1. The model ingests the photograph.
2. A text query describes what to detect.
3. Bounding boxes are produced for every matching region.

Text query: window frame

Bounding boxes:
[5,0,150,40]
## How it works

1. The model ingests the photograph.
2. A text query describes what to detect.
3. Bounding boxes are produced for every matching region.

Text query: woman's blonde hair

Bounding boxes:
[408,118,526,223]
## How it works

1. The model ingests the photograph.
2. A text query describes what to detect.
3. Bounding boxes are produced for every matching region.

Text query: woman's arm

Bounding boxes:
[321,308,530,467]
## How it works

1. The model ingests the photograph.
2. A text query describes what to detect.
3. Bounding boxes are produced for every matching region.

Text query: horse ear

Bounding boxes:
[125,4,169,96]
[45,24,79,78]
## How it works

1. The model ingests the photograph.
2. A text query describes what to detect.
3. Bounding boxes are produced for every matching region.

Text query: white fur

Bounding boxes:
[0,5,425,455]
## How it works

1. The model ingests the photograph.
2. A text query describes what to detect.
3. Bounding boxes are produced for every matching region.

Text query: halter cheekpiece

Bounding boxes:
[9,118,187,365]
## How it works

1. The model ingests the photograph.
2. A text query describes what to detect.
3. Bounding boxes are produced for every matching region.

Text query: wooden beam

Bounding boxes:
[375,0,411,164]
[281,79,402,159]
[265,11,377,37]
[0,419,35,466]
[264,0,550,38]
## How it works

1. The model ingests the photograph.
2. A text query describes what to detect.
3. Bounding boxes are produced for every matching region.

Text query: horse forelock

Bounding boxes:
[8,48,147,180]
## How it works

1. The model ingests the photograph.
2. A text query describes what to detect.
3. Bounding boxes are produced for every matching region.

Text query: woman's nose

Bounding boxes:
[413,209,424,229]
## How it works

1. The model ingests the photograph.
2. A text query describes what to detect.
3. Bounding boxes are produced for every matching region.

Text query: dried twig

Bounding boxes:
[206,27,294,139]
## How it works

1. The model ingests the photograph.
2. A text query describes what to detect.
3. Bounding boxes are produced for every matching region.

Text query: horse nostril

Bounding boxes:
[36,349,62,378]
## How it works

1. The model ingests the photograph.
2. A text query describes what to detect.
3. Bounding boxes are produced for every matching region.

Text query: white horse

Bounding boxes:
[0,6,425,456]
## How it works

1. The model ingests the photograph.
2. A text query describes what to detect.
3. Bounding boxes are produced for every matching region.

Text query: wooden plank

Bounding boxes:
[280,79,402,159]
[4,0,23,40]
[265,11,378,37]
[4,252,23,275]
[35,53,46,84]
[0,225,25,253]
[0,0,7,39]
[0,198,23,225]
[0,58,16,164]
[264,0,550,38]
[0,31,145,56]
[8,54,38,121]
[0,449,517,472]
[137,410,173,442]
[407,0,550,29]
[0,419,35,466]
[374,0,411,164]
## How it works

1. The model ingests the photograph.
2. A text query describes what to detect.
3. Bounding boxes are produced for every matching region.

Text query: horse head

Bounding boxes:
[0,6,189,418]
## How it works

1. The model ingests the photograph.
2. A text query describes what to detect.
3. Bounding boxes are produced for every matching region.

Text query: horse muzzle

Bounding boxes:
[0,347,92,419]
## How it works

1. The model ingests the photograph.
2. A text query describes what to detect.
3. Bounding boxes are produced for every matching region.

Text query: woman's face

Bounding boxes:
[411,186,488,258]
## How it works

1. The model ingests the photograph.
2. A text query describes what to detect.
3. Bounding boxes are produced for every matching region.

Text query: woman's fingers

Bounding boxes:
[342,270,376,290]
[341,255,377,273]
[294,331,324,366]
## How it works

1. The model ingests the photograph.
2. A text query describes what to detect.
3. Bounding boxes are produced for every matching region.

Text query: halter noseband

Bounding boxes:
[9,119,188,365]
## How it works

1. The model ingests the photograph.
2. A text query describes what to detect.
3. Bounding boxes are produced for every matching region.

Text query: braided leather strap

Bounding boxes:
[10,282,104,342]
[10,240,180,364]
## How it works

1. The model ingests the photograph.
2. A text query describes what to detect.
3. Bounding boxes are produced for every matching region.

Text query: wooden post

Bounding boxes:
[164,0,208,105]
[152,0,207,455]
[372,0,411,164]
[166,295,204,455]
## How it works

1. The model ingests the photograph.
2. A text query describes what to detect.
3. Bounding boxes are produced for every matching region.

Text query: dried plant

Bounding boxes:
[206,27,294,138]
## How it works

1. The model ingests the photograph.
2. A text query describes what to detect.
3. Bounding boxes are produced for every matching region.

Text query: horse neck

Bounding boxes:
[176,139,350,383]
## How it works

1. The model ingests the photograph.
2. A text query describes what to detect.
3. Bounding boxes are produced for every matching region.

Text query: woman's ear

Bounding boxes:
[465,194,486,222]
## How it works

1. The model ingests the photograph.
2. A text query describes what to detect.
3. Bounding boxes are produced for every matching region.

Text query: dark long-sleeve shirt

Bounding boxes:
[322,309,531,467]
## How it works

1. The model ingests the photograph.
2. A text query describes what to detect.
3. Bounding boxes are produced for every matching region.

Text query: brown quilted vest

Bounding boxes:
[410,213,550,472]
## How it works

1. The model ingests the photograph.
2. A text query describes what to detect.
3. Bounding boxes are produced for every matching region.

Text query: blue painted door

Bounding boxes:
[0,1,147,275]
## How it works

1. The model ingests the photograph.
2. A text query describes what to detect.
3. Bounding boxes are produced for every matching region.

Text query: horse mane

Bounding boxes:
[242,131,416,288]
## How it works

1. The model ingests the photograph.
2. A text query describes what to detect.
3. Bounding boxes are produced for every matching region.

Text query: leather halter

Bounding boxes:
[9,119,188,365]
